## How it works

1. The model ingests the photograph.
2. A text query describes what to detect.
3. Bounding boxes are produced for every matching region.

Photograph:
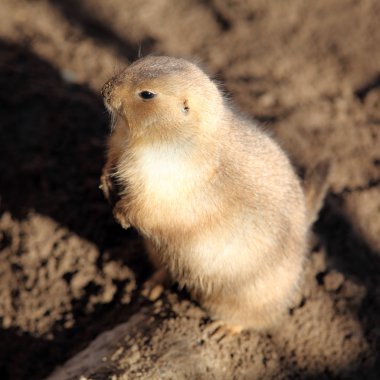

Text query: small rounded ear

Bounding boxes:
[182,99,189,113]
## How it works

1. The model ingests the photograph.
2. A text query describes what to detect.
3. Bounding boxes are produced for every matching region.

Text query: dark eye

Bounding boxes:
[139,91,156,100]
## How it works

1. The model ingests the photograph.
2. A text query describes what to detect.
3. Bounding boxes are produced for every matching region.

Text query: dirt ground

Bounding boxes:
[0,0,379,379]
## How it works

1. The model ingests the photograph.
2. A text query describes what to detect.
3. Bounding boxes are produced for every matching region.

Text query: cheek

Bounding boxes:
[127,102,160,129]
[123,97,186,129]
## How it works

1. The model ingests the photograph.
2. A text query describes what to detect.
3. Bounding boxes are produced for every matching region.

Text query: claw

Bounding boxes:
[113,202,131,230]
[141,284,164,301]
[141,268,169,301]
[202,321,242,343]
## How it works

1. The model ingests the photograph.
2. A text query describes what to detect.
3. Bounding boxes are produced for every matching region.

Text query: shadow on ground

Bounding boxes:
[314,197,380,378]
[48,0,156,60]
[0,39,147,380]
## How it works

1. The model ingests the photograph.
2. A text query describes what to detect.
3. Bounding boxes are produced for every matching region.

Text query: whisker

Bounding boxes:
[110,111,118,132]
[138,43,142,59]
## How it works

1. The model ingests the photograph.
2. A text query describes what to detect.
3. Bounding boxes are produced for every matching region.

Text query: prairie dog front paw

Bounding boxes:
[113,201,131,230]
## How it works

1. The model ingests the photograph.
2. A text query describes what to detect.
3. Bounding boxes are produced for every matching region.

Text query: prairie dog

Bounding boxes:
[100,56,328,331]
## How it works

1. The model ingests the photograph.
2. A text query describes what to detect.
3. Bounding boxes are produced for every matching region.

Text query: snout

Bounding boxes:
[101,80,115,106]
[101,78,125,113]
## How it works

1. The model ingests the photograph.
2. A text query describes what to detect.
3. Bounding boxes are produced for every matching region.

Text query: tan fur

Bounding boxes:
[303,160,331,225]
[100,56,325,331]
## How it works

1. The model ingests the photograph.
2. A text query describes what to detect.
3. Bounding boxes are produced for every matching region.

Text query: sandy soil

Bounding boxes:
[0,0,379,379]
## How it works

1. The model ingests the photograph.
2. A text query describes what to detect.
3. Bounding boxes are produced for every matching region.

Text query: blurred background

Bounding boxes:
[0,1,379,379]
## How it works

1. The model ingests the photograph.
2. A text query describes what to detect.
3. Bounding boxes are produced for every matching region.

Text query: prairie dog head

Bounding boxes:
[101,56,224,141]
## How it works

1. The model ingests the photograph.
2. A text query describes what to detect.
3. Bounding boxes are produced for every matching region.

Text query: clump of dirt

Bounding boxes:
[0,0,379,379]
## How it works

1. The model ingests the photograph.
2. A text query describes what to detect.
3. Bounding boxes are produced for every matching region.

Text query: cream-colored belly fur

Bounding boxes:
[124,142,217,231]
[137,144,197,201]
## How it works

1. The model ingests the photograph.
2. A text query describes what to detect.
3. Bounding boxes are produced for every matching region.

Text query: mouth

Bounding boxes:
[109,110,119,131]
[102,91,119,131]
[104,100,116,115]
[102,92,123,132]
[101,86,119,130]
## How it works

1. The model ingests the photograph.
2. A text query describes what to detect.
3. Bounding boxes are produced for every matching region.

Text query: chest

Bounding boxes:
[134,145,197,201]
[118,143,215,233]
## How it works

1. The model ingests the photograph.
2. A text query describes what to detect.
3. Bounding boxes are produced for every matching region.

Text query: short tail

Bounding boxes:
[303,160,332,225]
